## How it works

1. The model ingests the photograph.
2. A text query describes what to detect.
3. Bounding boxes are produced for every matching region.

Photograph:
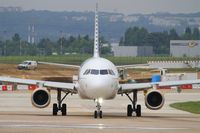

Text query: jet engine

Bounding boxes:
[145,90,164,110]
[31,88,51,108]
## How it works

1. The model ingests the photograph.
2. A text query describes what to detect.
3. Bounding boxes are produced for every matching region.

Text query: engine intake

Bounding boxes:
[145,90,164,110]
[31,88,51,108]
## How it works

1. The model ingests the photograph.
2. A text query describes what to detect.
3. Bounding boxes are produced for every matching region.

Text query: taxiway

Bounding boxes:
[0,90,199,133]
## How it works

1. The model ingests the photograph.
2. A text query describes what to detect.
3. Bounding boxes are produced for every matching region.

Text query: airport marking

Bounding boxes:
[0,122,188,130]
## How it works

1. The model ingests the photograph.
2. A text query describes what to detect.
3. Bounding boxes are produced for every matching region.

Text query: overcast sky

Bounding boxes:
[1,0,200,14]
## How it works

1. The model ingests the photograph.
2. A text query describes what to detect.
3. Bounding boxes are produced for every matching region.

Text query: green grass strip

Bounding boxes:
[0,55,200,65]
[170,101,200,114]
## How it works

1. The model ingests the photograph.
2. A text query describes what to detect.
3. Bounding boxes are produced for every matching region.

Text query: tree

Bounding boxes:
[0,33,111,56]
[192,28,200,40]
[83,35,89,41]
[169,28,179,40]
[122,26,171,54]
[124,27,148,46]
[12,33,21,42]
[38,38,55,55]
[182,27,192,40]
[119,37,124,46]
[0,40,3,55]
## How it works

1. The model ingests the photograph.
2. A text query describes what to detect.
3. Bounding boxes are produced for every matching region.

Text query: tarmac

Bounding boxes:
[0,90,200,133]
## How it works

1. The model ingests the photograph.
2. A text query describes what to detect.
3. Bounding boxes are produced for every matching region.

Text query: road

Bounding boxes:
[0,90,200,133]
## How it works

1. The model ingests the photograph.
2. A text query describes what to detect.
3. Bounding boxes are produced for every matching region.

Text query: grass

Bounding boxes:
[0,55,200,65]
[0,55,90,65]
[170,101,200,114]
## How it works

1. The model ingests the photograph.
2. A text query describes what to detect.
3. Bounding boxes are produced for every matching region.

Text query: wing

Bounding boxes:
[0,76,76,93]
[119,79,200,94]
[38,61,80,69]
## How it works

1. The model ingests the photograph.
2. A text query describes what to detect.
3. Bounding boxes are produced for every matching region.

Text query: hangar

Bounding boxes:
[170,40,200,57]
[112,46,153,57]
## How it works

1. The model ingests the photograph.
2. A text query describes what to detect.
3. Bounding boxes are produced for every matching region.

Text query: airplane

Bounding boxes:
[1,3,200,119]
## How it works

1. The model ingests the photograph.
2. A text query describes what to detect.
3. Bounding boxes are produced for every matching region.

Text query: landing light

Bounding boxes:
[95,98,103,104]
[99,98,103,104]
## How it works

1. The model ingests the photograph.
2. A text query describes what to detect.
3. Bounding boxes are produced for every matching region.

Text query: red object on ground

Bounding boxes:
[2,85,7,91]
[158,86,171,89]
[0,85,14,91]
[28,85,37,90]
[180,84,192,89]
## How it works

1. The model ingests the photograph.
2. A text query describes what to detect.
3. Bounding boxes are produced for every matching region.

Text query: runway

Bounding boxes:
[0,90,200,133]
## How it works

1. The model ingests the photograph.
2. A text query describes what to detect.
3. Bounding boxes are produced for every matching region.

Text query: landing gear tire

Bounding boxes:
[94,110,103,118]
[94,110,98,118]
[54,89,70,116]
[61,103,67,116]
[136,104,141,117]
[125,91,142,117]
[94,98,103,119]
[99,111,103,119]
[53,103,58,116]
[127,104,132,117]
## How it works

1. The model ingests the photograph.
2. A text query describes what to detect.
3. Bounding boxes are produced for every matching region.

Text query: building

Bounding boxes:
[112,46,153,57]
[0,7,22,12]
[170,40,200,57]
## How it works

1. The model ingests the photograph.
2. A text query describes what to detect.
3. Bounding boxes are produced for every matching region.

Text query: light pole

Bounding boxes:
[3,30,7,56]
[60,31,64,55]
[19,40,22,56]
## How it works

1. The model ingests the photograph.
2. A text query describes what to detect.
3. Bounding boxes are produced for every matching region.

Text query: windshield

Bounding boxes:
[22,61,29,64]
[91,69,99,75]
[83,69,115,75]
[100,69,108,75]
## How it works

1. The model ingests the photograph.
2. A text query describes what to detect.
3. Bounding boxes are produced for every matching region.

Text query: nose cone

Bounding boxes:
[90,79,107,90]
[85,77,117,99]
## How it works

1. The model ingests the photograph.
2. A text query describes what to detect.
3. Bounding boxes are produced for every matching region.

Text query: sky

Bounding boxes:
[0,0,200,14]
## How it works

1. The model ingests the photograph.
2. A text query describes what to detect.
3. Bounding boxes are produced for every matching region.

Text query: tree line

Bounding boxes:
[1,27,199,56]
[0,34,111,56]
[119,27,200,55]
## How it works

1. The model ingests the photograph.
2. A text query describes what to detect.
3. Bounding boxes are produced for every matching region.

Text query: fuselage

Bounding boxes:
[77,57,120,100]
[75,3,120,100]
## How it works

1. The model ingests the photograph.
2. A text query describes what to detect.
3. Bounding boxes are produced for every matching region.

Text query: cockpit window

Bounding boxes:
[91,69,99,75]
[83,69,115,75]
[108,69,115,75]
[100,69,108,75]
[83,69,90,75]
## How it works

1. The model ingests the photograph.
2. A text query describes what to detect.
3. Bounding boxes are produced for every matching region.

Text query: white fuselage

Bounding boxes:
[77,57,120,100]
[75,3,120,100]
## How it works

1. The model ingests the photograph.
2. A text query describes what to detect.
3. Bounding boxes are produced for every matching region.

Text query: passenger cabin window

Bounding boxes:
[91,69,99,75]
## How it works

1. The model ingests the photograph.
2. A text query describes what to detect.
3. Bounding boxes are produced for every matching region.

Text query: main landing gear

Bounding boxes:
[125,91,141,117]
[94,98,103,118]
[53,88,69,116]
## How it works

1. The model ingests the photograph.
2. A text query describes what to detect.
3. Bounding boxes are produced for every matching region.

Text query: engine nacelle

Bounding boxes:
[145,90,164,110]
[31,88,51,108]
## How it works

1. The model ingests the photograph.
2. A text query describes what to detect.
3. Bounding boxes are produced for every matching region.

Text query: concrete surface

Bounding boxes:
[0,90,200,133]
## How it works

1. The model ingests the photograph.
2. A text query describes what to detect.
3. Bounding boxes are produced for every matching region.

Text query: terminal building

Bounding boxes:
[112,46,153,57]
[170,40,200,57]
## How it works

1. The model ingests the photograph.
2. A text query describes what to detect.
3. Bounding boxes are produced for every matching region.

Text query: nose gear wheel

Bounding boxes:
[94,99,103,118]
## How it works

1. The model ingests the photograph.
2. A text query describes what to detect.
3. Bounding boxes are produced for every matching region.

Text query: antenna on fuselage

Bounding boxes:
[93,2,100,58]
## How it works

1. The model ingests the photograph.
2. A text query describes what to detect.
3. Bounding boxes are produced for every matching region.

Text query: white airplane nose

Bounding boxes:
[90,79,107,89]
[85,78,117,99]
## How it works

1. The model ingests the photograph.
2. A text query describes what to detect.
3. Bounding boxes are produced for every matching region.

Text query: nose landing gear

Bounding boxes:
[94,98,103,118]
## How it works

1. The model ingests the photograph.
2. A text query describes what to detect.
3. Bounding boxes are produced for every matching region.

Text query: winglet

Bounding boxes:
[93,2,100,58]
